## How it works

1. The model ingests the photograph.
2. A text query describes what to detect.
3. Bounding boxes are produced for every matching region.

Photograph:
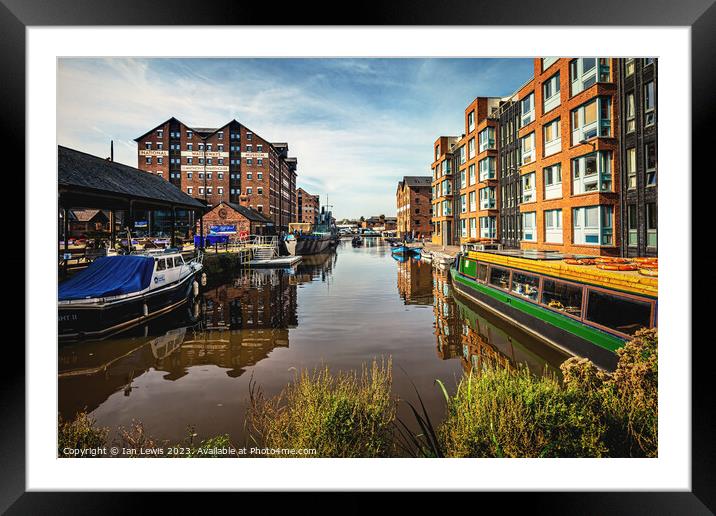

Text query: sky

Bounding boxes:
[57,58,534,219]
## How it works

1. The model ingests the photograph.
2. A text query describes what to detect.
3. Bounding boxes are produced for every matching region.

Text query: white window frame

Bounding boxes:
[544,209,563,243]
[542,72,561,113]
[520,92,535,127]
[543,118,561,157]
[468,111,475,133]
[479,157,496,181]
[573,205,613,246]
[522,212,536,242]
[479,186,496,210]
[572,151,612,194]
[469,190,477,212]
[543,164,562,200]
[570,58,610,96]
[644,81,655,127]
[571,97,611,144]
[521,172,536,203]
[468,138,475,159]
[469,217,477,238]
[480,216,496,239]
[478,127,495,152]
[521,132,535,165]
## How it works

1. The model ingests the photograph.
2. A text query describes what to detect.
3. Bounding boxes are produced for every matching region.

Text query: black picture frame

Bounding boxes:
[2,0,710,512]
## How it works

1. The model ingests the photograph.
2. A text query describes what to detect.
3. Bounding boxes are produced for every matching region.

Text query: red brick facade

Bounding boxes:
[198,201,272,237]
[135,118,296,232]
[296,187,319,225]
[396,176,432,239]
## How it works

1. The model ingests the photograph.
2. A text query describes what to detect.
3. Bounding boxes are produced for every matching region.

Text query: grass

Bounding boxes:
[247,358,395,457]
[57,330,657,458]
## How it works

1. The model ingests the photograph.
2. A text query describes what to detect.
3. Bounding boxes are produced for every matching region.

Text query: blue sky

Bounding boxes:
[57,58,533,219]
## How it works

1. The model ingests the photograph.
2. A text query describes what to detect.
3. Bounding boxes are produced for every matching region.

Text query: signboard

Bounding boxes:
[134,220,148,228]
[138,150,169,156]
[180,165,229,172]
[241,152,269,159]
[209,225,237,235]
[180,151,229,158]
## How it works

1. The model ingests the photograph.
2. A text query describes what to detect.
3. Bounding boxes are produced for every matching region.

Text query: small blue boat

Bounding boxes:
[391,245,420,256]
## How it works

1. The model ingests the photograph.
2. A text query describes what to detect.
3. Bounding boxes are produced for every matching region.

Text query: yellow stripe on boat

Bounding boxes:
[466,251,658,298]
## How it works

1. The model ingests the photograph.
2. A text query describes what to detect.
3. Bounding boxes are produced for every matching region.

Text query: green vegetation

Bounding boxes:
[247,358,395,457]
[58,331,657,458]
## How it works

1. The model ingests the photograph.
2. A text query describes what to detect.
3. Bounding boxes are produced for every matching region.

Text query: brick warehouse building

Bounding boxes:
[431,135,460,246]
[431,57,656,257]
[296,187,320,225]
[396,176,432,240]
[134,117,297,233]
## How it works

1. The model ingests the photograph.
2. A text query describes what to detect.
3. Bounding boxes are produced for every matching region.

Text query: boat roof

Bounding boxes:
[467,250,658,299]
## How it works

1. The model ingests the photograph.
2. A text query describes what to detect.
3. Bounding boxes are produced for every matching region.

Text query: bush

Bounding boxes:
[58,412,109,457]
[247,358,395,457]
[438,364,607,458]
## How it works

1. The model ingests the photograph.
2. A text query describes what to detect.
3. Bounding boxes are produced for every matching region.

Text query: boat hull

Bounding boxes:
[449,267,620,371]
[295,236,333,255]
[58,272,198,341]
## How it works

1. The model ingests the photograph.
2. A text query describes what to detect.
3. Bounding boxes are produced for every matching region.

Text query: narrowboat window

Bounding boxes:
[156,258,166,271]
[476,263,488,282]
[586,290,652,335]
[541,279,583,316]
[489,266,510,290]
[510,272,539,301]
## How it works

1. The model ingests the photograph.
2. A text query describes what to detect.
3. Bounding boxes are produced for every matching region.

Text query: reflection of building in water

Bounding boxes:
[202,268,298,330]
[430,267,568,375]
[433,267,462,360]
[292,251,336,284]
[397,258,434,305]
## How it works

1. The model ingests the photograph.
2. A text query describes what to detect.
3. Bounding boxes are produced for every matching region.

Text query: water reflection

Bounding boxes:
[397,257,433,305]
[431,266,569,376]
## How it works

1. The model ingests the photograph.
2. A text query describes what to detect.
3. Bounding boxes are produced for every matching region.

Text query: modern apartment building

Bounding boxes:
[396,176,432,240]
[296,187,320,225]
[431,136,460,246]
[134,117,297,232]
[457,97,502,244]
[617,58,658,257]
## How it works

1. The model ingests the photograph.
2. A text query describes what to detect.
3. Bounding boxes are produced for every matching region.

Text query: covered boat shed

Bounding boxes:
[58,145,208,267]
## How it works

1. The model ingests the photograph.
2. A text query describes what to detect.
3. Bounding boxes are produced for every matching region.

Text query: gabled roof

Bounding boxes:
[402,176,432,187]
[58,146,205,210]
[221,201,274,224]
[134,118,238,142]
[71,209,106,222]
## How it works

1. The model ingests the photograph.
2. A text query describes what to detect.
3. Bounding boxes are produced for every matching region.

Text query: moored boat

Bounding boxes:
[391,245,421,257]
[450,250,657,371]
[58,251,203,341]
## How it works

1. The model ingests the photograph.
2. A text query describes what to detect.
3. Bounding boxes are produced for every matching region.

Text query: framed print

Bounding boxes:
[2,0,713,511]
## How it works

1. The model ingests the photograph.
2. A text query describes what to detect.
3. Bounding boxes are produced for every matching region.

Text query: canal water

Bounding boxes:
[58,239,569,447]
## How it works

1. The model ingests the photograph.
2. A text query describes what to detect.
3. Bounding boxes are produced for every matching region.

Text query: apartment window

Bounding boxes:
[626,93,636,133]
[156,171,163,177]
[521,132,535,165]
[258,187,263,195]
[522,212,536,241]
[479,186,496,210]
[543,72,561,113]
[646,203,657,248]
[218,131,224,140]
[258,172,263,180]
[207,172,212,180]
[442,179,451,195]
[217,144,224,152]
[469,218,477,238]
[218,159,224,166]
[187,187,193,195]
[570,58,610,96]
[257,205,263,213]
[218,172,224,180]
[157,157,163,165]
[572,151,612,194]
[199,158,204,165]
[571,97,611,144]
[543,118,561,156]
[460,194,467,213]
[478,127,495,152]
[469,164,476,185]
[257,158,263,166]
[218,187,224,195]
[187,172,192,179]
[246,144,253,152]
[145,142,152,150]
[645,142,657,186]
[520,92,535,127]
[480,216,496,239]
[198,172,204,179]
[246,132,253,141]
[435,145,440,161]
[461,218,467,238]
[442,199,452,216]
[626,148,637,189]
[207,158,212,166]
[521,172,536,203]
[157,143,163,150]
[542,57,559,71]
[145,156,152,165]
[479,157,496,181]
[157,130,163,138]
[207,144,212,152]
[544,164,562,200]
[247,187,253,195]
[644,81,655,126]
[468,111,475,132]
[627,204,638,247]
[459,146,466,165]
[198,187,204,195]
[246,158,253,166]
[198,143,205,151]
[573,205,613,245]
[468,138,476,159]
[544,209,563,243]
[460,170,466,189]
[644,58,655,66]
[625,58,635,76]
[469,191,477,211]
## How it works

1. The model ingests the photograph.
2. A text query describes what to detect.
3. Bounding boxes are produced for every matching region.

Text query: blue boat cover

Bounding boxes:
[59,255,155,301]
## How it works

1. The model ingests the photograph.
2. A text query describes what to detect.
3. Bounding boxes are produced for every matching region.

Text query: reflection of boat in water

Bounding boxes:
[149,327,187,359]
[451,250,658,371]
[58,251,203,341]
